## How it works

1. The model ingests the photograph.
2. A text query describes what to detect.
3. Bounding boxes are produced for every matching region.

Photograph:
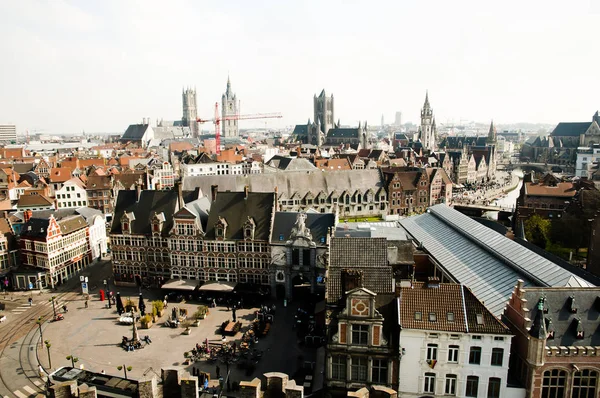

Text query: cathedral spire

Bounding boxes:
[487,119,497,145]
[424,90,430,109]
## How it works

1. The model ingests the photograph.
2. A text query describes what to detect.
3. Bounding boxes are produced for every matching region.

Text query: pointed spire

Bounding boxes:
[424,90,430,108]
[529,297,547,339]
[487,119,497,144]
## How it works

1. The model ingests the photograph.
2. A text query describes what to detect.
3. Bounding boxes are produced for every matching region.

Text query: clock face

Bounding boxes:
[351,298,369,316]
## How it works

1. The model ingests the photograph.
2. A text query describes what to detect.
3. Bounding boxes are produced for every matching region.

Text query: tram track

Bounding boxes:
[0,291,78,398]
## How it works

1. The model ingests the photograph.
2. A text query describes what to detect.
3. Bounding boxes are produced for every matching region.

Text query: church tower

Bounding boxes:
[314,90,334,136]
[182,88,198,137]
[487,120,497,145]
[221,76,239,138]
[420,91,436,152]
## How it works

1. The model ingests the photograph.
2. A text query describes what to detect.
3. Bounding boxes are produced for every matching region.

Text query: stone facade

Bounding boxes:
[222,77,239,138]
[182,88,198,137]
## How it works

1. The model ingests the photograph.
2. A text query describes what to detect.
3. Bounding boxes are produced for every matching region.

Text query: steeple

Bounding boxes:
[487,120,497,145]
[424,90,430,109]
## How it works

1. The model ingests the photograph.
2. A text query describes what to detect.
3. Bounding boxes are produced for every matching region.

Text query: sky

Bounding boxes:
[1,0,599,134]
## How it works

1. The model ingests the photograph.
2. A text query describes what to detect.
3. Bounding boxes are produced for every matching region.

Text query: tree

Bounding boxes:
[524,214,551,249]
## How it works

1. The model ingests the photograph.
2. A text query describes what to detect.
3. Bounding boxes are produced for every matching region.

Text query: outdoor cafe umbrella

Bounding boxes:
[116,292,124,315]
[138,293,146,316]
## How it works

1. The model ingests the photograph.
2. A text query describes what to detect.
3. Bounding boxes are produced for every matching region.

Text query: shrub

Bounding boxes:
[152,300,164,312]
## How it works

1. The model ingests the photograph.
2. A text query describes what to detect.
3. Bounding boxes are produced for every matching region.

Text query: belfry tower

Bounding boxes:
[221,76,239,138]
[420,91,436,152]
[182,87,198,137]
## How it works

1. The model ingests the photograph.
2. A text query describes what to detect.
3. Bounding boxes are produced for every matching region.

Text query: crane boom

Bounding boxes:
[196,102,282,155]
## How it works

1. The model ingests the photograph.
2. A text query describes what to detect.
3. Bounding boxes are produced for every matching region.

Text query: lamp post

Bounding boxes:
[49,296,57,318]
[36,317,44,346]
[66,355,79,368]
[44,341,52,369]
[117,365,132,380]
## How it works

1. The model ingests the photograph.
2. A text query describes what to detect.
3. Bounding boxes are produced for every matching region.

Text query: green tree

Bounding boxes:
[525,214,551,249]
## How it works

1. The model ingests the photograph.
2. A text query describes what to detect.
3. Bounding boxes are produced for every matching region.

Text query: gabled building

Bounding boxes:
[55,177,88,209]
[19,211,91,288]
[270,212,335,300]
[110,187,199,286]
[16,194,55,212]
[119,122,154,148]
[47,167,73,196]
[383,167,431,215]
[398,279,513,398]
[86,175,113,215]
[503,281,600,398]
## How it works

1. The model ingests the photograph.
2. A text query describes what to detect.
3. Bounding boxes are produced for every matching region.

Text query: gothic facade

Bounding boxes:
[419,91,436,153]
[182,88,198,137]
[221,77,239,138]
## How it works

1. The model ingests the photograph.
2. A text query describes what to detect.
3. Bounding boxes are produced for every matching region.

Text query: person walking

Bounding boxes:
[28,297,33,306]
[84,300,88,308]
[216,365,220,379]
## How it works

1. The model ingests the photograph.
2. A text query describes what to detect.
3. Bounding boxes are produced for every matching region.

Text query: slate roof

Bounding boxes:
[264,156,316,171]
[440,136,487,149]
[121,124,149,141]
[327,237,393,303]
[21,214,87,239]
[521,287,600,346]
[551,122,591,137]
[327,128,360,139]
[110,189,198,235]
[270,212,335,244]
[399,204,594,316]
[292,125,309,137]
[399,282,510,334]
[182,169,384,200]
[204,191,275,240]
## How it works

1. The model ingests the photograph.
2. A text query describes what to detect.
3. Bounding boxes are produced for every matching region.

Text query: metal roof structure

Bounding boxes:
[399,204,594,316]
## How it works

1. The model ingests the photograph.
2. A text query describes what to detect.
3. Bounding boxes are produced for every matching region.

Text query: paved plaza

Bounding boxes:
[36,285,315,392]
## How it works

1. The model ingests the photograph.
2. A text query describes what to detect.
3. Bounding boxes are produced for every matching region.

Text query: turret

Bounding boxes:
[527,297,547,366]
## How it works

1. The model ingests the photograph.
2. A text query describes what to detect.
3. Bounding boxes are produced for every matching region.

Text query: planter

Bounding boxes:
[183,328,191,335]
[141,320,153,329]
[193,320,200,327]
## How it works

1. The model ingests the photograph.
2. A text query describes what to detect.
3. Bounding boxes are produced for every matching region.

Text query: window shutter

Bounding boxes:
[339,323,347,344]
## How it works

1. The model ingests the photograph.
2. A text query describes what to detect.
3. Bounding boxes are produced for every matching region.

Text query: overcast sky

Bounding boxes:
[1,0,598,134]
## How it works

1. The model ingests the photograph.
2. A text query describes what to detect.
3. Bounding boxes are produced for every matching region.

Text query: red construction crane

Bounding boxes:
[197,102,282,154]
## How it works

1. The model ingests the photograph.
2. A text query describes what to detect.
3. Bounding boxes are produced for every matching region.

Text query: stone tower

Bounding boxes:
[420,91,436,152]
[314,90,334,136]
[487,120,497,145]
[221,76,239,138]
[182,88,198,137]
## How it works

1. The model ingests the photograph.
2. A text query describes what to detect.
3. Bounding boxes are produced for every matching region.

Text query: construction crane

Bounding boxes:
[197,102,282,154]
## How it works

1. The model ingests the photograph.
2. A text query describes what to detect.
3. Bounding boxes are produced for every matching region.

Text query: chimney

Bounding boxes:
[274,186,279,211]
[177,181,184,209]
[136,182,142,203]
[24,210,32,223]
[426,276,440,288]
[211,185,218,202]
[244,185,249,199]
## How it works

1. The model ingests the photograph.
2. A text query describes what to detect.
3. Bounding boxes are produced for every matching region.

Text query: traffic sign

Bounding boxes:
[81,282,88,295]
[80,276,85,282]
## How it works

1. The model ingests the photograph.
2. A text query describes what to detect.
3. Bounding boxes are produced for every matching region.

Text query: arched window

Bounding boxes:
[542,369,566,398]
[572,369,598,398]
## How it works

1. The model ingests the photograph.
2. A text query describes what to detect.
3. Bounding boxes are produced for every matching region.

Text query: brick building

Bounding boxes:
[503,280,600,398]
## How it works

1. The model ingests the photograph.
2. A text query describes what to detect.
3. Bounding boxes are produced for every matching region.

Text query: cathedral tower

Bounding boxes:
[314,90,334,136]
[182,88,198,137]
[221,76,239,138]
[420,91,436,152]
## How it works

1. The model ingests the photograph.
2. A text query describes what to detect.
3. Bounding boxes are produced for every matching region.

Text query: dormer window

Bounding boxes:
[575,318,584,339]
[546,318,555,339]
[215,216,228,240]
[151,212,165,236]
[243,217,256,241]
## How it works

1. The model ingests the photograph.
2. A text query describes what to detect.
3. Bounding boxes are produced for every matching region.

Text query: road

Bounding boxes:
[0,259,112,398]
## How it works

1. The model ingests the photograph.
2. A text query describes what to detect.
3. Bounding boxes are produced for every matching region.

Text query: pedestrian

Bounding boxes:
[84,300,88,308]
[101,370,105,375]
[232,341,237,354]
[28,297,33,306]
[216,365,220,379]
[212,298,216,308]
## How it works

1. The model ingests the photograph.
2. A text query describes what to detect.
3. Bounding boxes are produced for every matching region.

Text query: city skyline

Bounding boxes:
[1,0,599,134]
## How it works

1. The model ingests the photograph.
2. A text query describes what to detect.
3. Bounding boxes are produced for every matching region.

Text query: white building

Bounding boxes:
[0,124,17,142]
[55,178,88,209]
[398,280,512,398]
[148,161,175,190]
[88,213,108,260]
[575,145,600,178]
[181,161,257,177]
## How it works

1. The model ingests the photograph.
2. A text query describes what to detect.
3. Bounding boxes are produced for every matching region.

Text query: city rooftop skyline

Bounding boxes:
[1,0,598,134]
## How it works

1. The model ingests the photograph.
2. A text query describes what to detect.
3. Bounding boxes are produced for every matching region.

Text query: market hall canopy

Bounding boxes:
[161,279,199,291]
[198,281,237,292]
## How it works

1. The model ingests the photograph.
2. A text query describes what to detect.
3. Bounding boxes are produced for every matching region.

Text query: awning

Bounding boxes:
[198,281,237,292]
[161,279,199,291]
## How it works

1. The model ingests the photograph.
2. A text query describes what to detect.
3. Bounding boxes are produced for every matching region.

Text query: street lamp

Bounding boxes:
[44,340,52,369]
[116,365,132,380]
[49,296,57,318]
[66,355,79,368]
[36,317,44,346]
